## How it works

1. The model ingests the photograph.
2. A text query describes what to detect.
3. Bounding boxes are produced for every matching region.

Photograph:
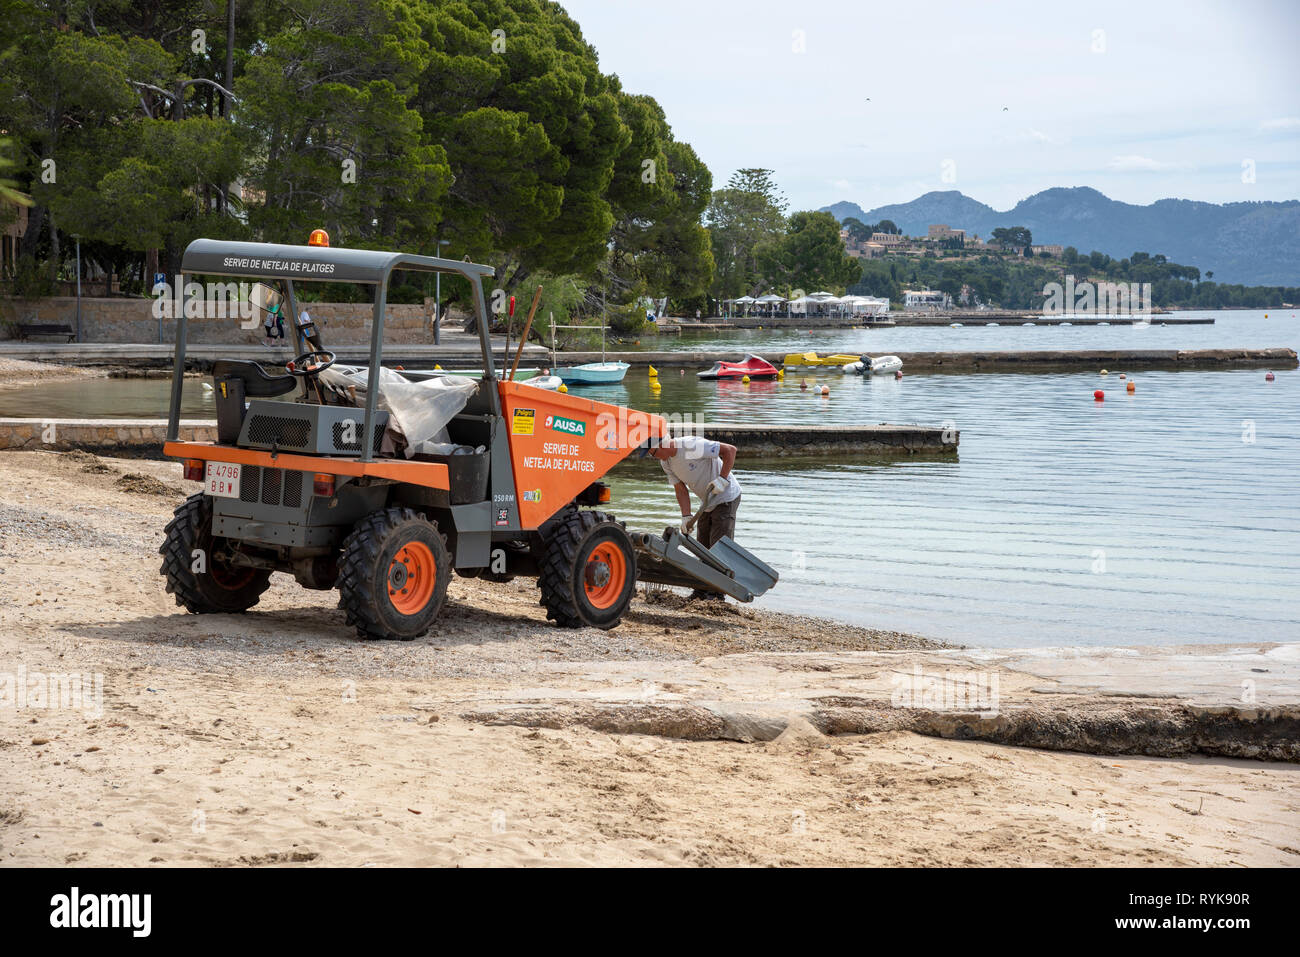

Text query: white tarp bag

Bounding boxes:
[319,366,478,455]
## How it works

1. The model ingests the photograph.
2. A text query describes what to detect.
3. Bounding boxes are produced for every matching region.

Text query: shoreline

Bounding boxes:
[1,449,1296,866]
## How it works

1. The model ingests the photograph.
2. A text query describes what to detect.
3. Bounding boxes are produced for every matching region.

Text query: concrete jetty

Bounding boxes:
[2,341,1291,374]
[676,313,1212,330]
[559,346,1297,373]
[0,418,956,458]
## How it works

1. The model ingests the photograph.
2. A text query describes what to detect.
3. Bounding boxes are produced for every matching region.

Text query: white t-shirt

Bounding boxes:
[660,436,741,511]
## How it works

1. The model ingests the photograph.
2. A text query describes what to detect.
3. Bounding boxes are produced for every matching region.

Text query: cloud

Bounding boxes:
[1107,154,1177,172]
[1259,117,1300,133]
[832,179,852,190]
[1012,128,1063,146]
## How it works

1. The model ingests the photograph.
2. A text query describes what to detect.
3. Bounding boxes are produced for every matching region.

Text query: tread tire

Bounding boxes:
[159,493,272,614]
[337,507,450,641]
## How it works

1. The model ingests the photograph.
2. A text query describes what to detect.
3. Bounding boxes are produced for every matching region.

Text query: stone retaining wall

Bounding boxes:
[0,297,468,344]
[0,418,217,451]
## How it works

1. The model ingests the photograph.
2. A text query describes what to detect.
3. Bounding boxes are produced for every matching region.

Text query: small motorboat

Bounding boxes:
[552,360,629,385]
[842,355,903,376]
[698,354,779,380]
[400,367,543,382]
[521,374,564,391]
[784,351,862,367]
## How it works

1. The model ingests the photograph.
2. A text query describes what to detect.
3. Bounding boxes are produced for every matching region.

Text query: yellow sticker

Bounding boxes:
[511,408,536,436]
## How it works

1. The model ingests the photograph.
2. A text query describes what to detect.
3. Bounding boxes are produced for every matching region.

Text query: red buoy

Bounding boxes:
[1265,372,1275,382]
[894,370,903,379]
[1094,390,1105,401]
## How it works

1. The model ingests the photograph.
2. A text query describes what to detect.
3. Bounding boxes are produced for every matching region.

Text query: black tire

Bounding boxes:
[536,507,636,629]
[159,493,272,614]
[337,507,450,641]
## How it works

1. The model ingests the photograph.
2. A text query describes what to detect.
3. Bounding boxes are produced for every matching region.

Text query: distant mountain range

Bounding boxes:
[821,188,1300,287]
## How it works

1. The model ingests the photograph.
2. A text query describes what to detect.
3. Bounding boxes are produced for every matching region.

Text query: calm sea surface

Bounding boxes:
[1,310,1295,647]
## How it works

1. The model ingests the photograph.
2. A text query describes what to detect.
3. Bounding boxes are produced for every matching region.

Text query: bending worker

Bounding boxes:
[641,434,742,548]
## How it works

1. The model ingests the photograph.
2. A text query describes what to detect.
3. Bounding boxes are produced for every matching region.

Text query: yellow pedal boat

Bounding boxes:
[783,351,862,367]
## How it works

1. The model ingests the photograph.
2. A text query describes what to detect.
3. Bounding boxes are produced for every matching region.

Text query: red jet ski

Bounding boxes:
[697,354,780,380]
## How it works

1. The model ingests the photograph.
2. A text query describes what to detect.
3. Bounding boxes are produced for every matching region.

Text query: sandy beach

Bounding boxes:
[0,357,103,389]
[1,449,1296,867]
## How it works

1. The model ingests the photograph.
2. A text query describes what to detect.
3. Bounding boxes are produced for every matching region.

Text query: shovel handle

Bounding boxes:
[683,489,714,535]
[509,286,544,381]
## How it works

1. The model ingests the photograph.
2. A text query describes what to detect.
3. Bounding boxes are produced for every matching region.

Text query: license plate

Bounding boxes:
[205,462,242,498]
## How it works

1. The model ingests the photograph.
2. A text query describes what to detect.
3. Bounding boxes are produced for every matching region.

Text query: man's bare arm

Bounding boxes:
[674,482,692,517]
[718,443,737,478]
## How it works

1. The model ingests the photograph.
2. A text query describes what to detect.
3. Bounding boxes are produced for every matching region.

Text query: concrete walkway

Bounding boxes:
[0,328,548,366]
[0,418,957,456]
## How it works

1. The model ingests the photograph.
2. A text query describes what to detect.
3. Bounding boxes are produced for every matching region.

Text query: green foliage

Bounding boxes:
[0,0,714,305]
[706,168,788,299]
[590,88,715,308]
[841,217,872,242]
[756,210,859,293]
[606,301,648,335]
[991,225,1032,250]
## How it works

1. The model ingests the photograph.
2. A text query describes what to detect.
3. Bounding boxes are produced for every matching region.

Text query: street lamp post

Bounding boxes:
[74,236,82,343]
[434,238,451,345]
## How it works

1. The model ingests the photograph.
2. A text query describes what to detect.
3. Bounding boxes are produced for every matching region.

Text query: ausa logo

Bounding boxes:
[545,414,586,436]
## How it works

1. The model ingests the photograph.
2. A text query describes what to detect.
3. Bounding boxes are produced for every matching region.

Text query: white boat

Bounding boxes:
[401,367,543,382]
[551,360,629,385]
[549,308,629,386]
[842,355,903,376]
[521,374,564,391]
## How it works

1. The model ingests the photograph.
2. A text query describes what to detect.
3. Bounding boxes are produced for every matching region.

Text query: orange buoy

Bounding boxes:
[1094,390,1105,401]
[1126,381,1135,393]
[821,385,830,396]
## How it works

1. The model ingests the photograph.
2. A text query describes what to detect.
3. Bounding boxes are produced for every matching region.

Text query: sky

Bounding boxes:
[559,0,1300,213]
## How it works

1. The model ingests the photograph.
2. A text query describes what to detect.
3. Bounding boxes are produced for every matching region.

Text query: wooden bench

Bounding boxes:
[16,323,76,342]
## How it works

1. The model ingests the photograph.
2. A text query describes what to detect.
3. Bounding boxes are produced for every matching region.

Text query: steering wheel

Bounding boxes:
[285,350,336,377]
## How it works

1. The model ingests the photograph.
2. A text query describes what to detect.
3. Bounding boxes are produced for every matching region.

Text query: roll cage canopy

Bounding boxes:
[167,238,499,463]
[180,238,495,287]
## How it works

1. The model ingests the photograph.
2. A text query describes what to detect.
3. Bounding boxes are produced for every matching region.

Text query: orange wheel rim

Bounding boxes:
[388,541,436,614]
[209,562,257,591]
[583,542,627,610]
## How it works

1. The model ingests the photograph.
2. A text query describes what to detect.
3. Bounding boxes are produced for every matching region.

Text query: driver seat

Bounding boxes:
[212,360,297,444]
[212,359,297,397]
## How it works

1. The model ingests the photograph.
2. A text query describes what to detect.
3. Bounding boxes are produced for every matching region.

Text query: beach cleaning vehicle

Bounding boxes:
[158,235,777,640]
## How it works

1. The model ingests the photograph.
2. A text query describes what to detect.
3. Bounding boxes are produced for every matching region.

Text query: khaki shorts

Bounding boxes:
[697,494,740,548]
